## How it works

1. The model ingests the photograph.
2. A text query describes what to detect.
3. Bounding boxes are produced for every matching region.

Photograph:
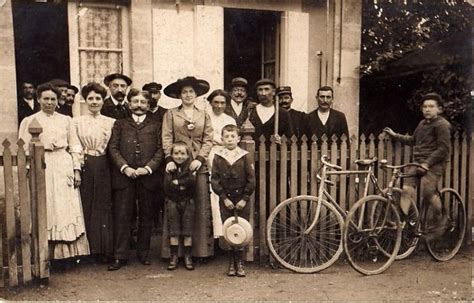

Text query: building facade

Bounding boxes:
[0,0,361,143]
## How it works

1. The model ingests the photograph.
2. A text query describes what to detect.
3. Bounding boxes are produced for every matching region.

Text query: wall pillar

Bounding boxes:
[332,0,361,137]
[0,0,18,144]
[130,0,153,89]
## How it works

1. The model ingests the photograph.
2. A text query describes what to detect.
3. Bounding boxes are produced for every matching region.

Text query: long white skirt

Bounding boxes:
[44,149,90,259]
[208,145,224,238]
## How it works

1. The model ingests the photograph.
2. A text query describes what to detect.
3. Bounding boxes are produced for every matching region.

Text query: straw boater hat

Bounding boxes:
[164,76,210,99]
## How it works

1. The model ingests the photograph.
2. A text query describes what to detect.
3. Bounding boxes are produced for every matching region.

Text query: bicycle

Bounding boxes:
[266,155,384,273]
[343,161,466,275]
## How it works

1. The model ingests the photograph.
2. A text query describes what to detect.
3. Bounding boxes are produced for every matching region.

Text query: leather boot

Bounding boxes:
[227,250,236,276]
[236,250,246,277]
[184,246,194,270]
[167,245,179,271]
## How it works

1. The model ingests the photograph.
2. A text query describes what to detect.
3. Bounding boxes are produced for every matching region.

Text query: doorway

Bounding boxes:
[224,8,280,98]
[12,1,70,90]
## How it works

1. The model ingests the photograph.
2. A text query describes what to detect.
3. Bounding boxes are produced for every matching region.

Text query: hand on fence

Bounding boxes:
[235,200,247,210]
[383,127,396,137]
[73,170,81,188]
[189,160,202,172]
[274,134,282,145]
[224,198,235,210]
[166,162,177,173]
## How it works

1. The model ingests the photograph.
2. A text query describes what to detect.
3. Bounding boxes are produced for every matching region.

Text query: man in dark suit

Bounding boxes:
[101,73,133,119]
[143,82,167,122]
[248,78,293,146]
[17,81,39,125]
[225,77,253,128]
[276,86,306,140]
[107,89,164,271]
[305,86,349,143]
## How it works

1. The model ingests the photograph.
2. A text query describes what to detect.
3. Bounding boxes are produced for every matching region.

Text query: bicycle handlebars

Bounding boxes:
[379,161,426,171]
[321,155,342,170]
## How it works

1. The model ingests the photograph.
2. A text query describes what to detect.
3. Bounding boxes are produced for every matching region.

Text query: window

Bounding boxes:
[77,4,125,87]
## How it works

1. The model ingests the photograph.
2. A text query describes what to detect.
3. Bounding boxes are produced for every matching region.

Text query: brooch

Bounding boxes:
[186,120,195,131]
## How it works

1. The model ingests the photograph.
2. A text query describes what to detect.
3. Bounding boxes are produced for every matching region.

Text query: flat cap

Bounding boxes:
[230,77,249,89]
[104,73,132,86]
[255,78,276,88]
[276,86,292,96]
[48,78,69,88]
[142,82,162,92]
[420,92,443,106]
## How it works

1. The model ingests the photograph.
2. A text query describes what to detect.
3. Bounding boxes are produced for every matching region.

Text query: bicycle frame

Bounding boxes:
[304,157,383,234]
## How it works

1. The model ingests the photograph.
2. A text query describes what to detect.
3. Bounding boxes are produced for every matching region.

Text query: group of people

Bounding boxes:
[16,70,450,277]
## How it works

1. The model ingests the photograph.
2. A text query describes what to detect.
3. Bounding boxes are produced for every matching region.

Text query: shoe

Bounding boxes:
[138,256,151,266]
[227,252,236,276]
[236,259,246,277]
[184,255,194,270]
[167,245,179,271]
[107,259,127,271]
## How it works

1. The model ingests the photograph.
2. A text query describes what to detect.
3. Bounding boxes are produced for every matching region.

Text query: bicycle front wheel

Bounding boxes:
[426,188,466,261]
[344,195,402,275]
[266,195,344,273]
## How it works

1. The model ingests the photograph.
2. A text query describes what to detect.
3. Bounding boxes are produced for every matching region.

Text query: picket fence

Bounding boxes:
[239,130,472,262]
[0,120,49,287]
[0,125,471,277]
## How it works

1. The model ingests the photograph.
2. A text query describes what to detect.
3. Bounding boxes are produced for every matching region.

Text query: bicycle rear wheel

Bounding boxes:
[344,195,402,275]
[266,195,344,273]
[425,188,466,261]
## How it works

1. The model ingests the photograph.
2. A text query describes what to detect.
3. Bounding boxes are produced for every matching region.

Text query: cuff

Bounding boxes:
[145,166,152,174]
[196,156,205,164]
[120,164,129,174]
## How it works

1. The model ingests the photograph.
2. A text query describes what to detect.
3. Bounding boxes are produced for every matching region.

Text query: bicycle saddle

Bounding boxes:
[354,157,377,166]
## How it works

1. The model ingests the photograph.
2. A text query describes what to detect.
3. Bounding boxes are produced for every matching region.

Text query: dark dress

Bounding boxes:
[70,114,116,256]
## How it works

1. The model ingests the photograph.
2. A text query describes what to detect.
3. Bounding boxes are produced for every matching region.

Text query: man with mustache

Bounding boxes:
[225,77,252,128]
[101,73,133,120]
[143,82,167,122]
[304,86,349,143]
[108,89,163,270]
[276,86,306,140]
[49,78,74,117]
[248,78,293,146]
[17,81,40,125]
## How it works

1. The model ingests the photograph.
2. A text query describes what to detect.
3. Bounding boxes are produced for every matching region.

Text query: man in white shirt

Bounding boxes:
[17,81,39,125]
[248,78,293,146]
[225,77,252,128]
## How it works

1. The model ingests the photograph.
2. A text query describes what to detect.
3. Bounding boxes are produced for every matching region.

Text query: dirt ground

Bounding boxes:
[0,242,471,301]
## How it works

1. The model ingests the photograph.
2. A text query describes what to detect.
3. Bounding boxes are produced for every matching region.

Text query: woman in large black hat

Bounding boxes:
[161,76,214,269]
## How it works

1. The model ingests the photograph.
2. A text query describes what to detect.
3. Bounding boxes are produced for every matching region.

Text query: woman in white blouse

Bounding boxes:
[70,82,115,263]
[18,83,90,261]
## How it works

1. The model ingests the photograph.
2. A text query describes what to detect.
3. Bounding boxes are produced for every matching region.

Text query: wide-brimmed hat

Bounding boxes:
[229,77,249,90]
[142,82,162,92]
[222,212,253,248]
[164,76,210,99]
[103,73,132,86]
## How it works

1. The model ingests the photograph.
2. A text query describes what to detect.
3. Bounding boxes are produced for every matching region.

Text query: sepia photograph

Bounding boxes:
[0,0,472,300]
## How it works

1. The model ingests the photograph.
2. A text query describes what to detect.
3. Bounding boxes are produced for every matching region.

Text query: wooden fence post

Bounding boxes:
[240,118,255,261]
[27,118,49,282]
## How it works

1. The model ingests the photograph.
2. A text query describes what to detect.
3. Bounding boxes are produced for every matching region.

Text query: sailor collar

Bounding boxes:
[214,146,248,165]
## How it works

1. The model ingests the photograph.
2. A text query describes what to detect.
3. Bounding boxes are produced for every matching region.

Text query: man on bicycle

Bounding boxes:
[384,92,451,239]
